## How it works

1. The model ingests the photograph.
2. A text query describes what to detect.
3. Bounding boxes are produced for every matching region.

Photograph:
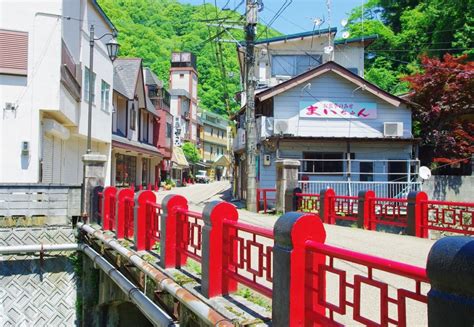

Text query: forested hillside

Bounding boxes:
[346,0,473,93]
[99,0,279,116]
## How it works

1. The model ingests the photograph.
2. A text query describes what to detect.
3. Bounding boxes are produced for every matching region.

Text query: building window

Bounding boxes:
[271,54,322,77]
[180,73,184,79]
[166,122,172,138]
[303,152,343,175]
[84,66,96,103]
[211,128,213,136]
[0,29,28,75]
[101,80,110,112]
[210,146,213,155]
[130,103,136,130]
[142,158,151,186]
[360,162,374,181]
[115,154,137,186]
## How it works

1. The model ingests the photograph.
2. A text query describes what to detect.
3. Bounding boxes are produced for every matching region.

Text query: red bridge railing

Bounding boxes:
[421,200,474,236]
[295,187,474,238]
[91,186,474,325]
[223,220,273,298]
[256,188,276,213]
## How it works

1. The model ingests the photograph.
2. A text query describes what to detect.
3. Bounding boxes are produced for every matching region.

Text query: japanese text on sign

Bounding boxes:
[299,101,377,119]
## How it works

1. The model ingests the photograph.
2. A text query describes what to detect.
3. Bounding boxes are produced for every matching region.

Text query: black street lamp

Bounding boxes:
[86,25,120,154]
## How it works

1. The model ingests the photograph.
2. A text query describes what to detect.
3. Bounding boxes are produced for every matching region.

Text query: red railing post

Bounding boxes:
[256,188,261,212]
[116,188,134,240]
[319,188,335,224]
[160,194,188,268]
[407,191,428,238]
[272,212,326,326]
[102,186,117,231]
[134,190,156,251]
[201,201,239,298]
[357,190,375,230]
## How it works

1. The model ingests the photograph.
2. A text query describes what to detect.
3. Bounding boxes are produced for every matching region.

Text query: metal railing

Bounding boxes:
[299,180,421,198]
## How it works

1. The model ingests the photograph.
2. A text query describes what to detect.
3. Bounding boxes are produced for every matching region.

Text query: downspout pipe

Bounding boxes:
[77,222,234,326]
[0,243,79,254]
[0,243,178,327]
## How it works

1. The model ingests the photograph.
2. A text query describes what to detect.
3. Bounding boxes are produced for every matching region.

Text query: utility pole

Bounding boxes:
[245,0,258,212]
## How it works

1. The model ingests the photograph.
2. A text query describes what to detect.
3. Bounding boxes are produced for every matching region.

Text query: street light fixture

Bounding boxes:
[86,25,120,154]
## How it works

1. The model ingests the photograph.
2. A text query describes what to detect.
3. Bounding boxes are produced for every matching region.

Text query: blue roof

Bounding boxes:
[334,34,378,45]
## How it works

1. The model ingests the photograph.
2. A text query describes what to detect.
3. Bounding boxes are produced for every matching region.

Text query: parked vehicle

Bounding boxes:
[195,170,209,183]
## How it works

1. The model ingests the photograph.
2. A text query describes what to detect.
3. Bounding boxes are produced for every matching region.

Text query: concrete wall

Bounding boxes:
[422,176,474,201]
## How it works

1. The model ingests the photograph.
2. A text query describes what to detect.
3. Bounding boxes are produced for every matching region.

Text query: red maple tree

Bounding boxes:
[403,54,474,165]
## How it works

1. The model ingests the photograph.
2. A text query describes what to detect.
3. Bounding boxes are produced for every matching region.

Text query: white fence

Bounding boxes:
[298,181,422,198]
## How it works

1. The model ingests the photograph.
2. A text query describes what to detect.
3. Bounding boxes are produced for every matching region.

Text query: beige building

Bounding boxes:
[198,109,230,180]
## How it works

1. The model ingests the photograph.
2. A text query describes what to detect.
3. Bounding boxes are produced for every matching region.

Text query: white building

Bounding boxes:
[233,30,420,199]
[0,0,115,184]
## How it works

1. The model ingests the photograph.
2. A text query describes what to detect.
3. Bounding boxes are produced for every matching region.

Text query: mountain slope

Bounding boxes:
[99,0,279,116]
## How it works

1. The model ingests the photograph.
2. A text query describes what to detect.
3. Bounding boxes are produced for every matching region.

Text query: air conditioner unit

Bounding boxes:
[274,119,290,135]
[384,122,403,137]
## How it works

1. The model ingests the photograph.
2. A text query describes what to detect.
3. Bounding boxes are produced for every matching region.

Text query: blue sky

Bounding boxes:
[179,0,362,36]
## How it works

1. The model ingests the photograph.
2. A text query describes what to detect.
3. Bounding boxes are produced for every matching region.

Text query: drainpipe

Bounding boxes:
[77,222,234,326]
[0,243,79,254]
[0,243,178,327]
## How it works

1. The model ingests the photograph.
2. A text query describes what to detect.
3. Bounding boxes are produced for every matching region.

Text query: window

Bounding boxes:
[84,67,96,102]
[101,80,110,112]
[210,146,213,155]
[142,158,151,186]
[211,128,213,136]
[0,29,28,75]
[130,103,136,130]
[303,152,343,175]
[360,162,374,181]
[166,123,172,138]
[271,55,322,77]
[180,73,184,79]
[115,154,137,186]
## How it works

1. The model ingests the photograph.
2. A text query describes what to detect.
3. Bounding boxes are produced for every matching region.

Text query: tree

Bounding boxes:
[181,142,201,164]
[403,54,474,165]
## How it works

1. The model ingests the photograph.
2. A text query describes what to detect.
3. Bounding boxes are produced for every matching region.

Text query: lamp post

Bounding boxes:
[86,24,120,153]
[81,25,120,220]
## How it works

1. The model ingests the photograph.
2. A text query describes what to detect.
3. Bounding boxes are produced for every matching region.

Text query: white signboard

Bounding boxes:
[299,101,377,119]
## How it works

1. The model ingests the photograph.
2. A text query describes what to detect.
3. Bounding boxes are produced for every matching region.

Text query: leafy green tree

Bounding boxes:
[99,0,279,117]
[181,142,201,164]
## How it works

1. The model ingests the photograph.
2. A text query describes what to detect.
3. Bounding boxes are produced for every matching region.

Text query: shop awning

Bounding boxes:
[212,155,230,167]
[171,147,189,169]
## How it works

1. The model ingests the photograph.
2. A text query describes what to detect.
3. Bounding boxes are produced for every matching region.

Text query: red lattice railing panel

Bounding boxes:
[297,193,320,214]
[177,208,204,262]
[332,195,358,222]
[305,241,429,326]
[371,198,408,229]
[224,220,274,298]
[421,200,474,236]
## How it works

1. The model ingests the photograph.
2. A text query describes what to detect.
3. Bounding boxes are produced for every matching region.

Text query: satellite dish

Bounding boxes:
[324,45,334,54]
[341,18,348,27]
[419,166,432,180]
[342,31,350,39]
